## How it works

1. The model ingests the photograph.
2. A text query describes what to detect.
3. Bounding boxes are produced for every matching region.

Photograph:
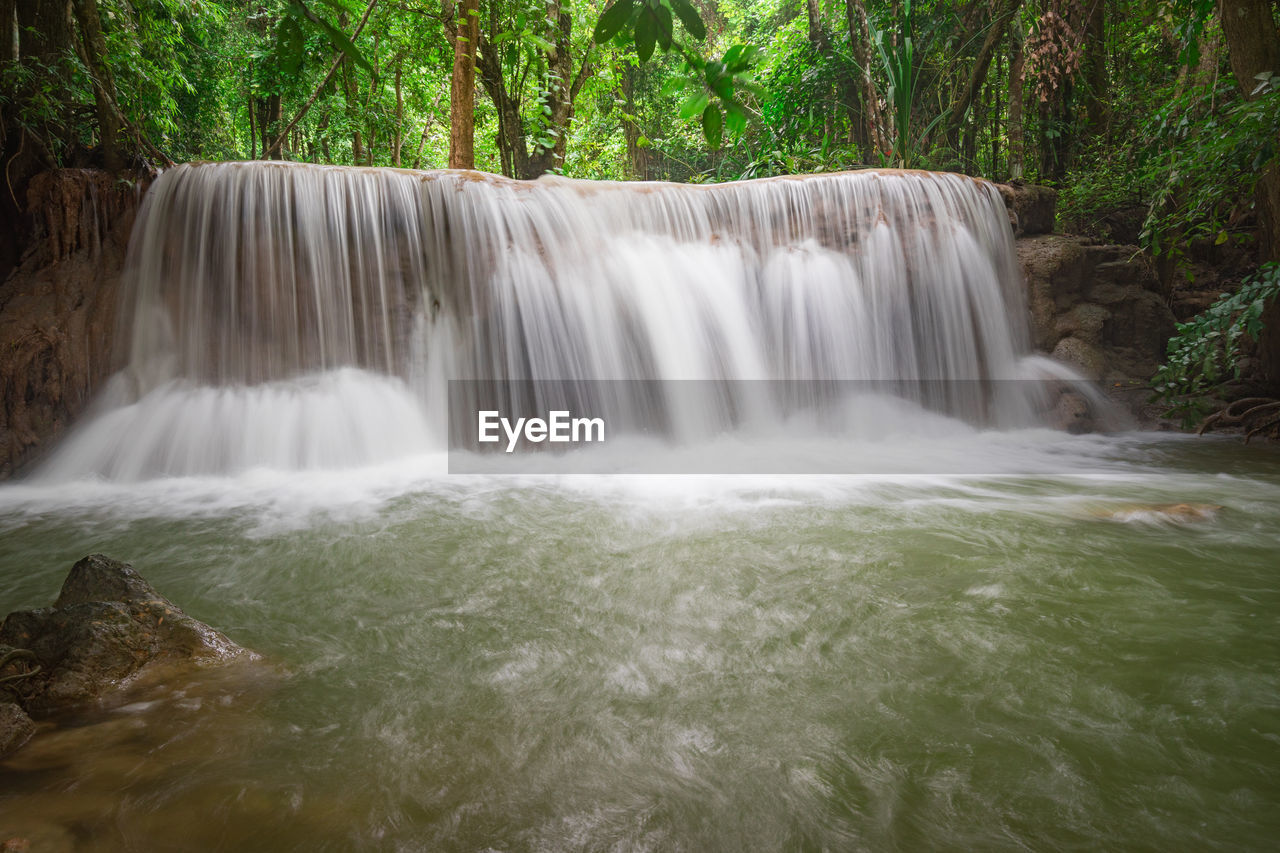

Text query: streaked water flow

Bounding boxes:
[40,162,1065,479]
[1,164,1277,850]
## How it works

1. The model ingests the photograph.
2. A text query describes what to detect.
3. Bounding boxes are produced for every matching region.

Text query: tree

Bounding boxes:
[449,0,479,169]
[1218,0,1280,382]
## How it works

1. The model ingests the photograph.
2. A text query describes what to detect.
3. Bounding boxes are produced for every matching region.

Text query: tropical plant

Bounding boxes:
[1151,263,1280,424]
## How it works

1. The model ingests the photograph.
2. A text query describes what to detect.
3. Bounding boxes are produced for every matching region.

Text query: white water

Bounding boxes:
[38,162,1081,480]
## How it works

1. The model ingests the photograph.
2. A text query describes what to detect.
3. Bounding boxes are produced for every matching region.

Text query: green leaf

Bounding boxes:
[669,0,705,40]
[659,75,688,97]
[289,0,375,78]
[526,34,556,54]
[702,103,723,149]
[277,17,305,76]
[635,11,657,62]
[312,0,356,13]
[724,101,746,136]
[653,3,673,51]
[679,90,709,119]
[594,0,634,44]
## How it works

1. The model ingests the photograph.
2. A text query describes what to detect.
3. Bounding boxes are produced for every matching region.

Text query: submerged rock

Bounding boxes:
[1088,503,1223,523]
[0,555,255,730]
[0,701,35,756]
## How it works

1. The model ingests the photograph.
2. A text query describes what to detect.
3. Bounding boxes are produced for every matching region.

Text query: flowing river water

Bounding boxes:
[1,164,1278,850]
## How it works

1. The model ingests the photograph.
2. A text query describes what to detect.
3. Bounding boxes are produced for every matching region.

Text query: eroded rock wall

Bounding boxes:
[1017,235,1177,424]
[0,170,146,478]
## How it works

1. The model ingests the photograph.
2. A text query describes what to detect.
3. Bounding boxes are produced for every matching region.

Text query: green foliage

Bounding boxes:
[1151,263,1280,424]
[869,0,924,168]
[1140,73,1280,259]
[593,0,762,150]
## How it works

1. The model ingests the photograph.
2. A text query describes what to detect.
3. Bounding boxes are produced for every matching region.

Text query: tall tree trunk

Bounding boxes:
[1008,11,1026,180]
[1218,0,1280,382]
[2,0,17,64]
[476,28,526,177]
[393,61,403,167]
[71,0,124,172]
[806,0,829,52]
[248,95,258,160]
[621,67,650,180]
[845,0,887,158]
[265,94,283,159]
[1083,0,1107,134]
[525,5,587,176]
[944,0,1022,144]
[449,0,479,169]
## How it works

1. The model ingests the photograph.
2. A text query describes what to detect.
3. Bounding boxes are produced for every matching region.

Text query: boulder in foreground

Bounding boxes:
[0,555,255,725]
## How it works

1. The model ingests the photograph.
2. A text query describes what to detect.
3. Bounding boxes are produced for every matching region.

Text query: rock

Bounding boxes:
[0,169,150,479]
[1052,336,1106,379]
[0,555,254,717]
[1088,503,1223,523]
[1048,391,1097,434]
[996,183,1057,236]
[1017,234,1178,425]
[0,702,36,757]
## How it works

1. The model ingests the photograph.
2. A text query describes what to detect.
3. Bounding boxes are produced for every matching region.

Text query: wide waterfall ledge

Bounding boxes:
[37,161,1104,481]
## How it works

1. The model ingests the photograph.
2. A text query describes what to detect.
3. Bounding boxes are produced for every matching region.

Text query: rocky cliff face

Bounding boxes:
[1017,236,1178,425]
[0,170,146,478]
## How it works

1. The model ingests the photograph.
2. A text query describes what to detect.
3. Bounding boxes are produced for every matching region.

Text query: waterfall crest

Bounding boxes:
[41,162,1067,479]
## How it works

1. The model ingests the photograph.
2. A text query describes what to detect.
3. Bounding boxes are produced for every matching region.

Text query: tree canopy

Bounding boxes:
[2,0,1278,265]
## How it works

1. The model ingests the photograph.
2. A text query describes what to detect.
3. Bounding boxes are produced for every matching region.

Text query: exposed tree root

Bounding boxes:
[0,648,41,703]
[1198,397,1280,443]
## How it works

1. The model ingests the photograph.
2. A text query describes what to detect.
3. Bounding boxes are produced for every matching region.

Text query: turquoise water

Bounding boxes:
[1,431,1279,851]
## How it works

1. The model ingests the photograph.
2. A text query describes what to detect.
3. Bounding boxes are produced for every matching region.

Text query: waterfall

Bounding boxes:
[40,161,1071,479]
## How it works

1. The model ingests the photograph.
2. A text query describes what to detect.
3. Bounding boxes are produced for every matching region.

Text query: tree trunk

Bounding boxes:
[525,5,583,177]
[845,0,887,159]
[1083,0,1107,134]
[71,0,124,172]
[449,0,479,169]
[248,95,258,160]
[1008,11,1025,180]
[1218,0,1280,383]
[266,94,283,159]
[621,67,650,180]
[2,0,17,64]
[806,0,829,53]
[476,29,527,177]
[945,0,1022,144]
[393,61,404,167]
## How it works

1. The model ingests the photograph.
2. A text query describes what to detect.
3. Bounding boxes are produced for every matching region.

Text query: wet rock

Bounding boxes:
[1049,391,1097,434]
[0,555,254,718]
[1051,336,1107,380]
[1088,503,1223,523]
[1017,234,1178,426]
[0,169,149,479]
[996,183,1057,236]
[0,702,35,756]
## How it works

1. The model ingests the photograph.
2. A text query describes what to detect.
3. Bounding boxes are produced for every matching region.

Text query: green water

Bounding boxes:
[1,433,1279,851]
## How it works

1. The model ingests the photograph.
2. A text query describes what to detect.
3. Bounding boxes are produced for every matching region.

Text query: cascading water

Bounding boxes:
[42,161,1071,478]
